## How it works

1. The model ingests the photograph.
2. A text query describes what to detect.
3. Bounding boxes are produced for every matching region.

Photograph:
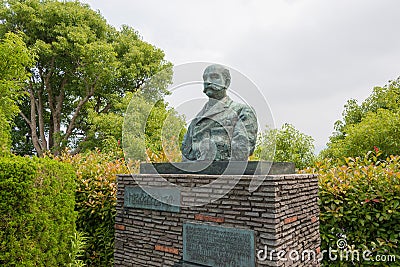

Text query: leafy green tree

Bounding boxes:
[324,109,400,159]
[0,0,171,156]
[323,77,400,158]
[78,92,186,160]
[254,123,315,169]
[121,92,186,162]
[0,32,34,154]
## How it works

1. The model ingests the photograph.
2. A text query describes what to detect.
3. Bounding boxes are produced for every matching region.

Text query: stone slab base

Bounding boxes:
[139,161,295,175]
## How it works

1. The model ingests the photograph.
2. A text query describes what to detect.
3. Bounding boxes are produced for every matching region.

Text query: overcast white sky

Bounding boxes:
[82,0,400,153]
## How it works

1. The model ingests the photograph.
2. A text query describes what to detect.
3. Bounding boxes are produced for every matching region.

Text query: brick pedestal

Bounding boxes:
[114,174,320,266]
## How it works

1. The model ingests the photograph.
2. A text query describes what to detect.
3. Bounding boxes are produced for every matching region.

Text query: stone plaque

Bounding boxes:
[124,186,180,213]
[183,223,255,267]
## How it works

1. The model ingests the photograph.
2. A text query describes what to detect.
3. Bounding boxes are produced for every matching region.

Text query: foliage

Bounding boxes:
[0,32,34,153]
[56,141,181,266]
[122,92,186,162]
[57,150,130,266]
[68,232,87,267]
[77,94,130,154]
[145,134,183,163]
[0,155,76,266]
[254,123,315,169]
[323,77,400,158]
[324,109,400,159]
[303,151,400,266]
[80,91,186,161]
[0,0,172,156]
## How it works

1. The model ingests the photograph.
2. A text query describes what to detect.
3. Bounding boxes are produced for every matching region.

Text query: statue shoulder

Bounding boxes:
[228,100,257,118]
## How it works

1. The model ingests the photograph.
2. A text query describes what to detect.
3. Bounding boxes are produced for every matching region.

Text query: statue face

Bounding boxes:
[203,66,229,99]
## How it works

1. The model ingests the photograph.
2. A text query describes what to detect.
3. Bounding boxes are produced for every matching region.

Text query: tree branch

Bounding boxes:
[55,76,67,116]
[43,59,56,114]
[19,111,31,125]
[51,76,67,156]
[71,134,90,155]
[64,84,95,142]
[94,95,101,113]
[99,102,112,114]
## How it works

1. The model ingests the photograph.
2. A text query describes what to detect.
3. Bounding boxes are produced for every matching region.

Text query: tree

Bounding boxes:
[254,123,315,169]
[326,109,400,158]
[0,32,34,153]
[0,0,171,156]
[78,91,186,161]
[323,77,400,158]
[121,92,186,162]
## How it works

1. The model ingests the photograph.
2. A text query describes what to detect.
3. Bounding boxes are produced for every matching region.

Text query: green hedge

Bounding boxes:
[0,155,76,266]
[305,151,400,266]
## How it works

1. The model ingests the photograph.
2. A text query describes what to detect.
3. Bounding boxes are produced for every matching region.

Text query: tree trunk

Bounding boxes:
[49,116,54,149]
[37,87,48,151]
[27,81,43,157]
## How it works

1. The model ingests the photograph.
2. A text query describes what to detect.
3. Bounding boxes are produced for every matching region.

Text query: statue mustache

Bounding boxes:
[203,82,226,91]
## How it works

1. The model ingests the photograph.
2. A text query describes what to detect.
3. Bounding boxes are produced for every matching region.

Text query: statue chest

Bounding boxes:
[191,116,238,160]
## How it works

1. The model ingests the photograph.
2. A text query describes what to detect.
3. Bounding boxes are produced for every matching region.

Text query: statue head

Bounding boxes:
[203,64,231,100]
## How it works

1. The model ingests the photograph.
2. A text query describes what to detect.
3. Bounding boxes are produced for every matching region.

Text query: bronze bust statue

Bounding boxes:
[181,64,258,161]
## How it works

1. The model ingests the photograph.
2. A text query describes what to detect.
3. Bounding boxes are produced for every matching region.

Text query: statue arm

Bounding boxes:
[242,106,258,155]
[231,106,258,160]
[181,122,195,161]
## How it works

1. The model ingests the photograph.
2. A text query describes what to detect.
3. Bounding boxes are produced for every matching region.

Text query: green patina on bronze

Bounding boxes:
[181,64,258,161]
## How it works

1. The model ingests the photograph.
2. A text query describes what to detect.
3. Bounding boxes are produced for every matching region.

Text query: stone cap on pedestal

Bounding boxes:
[139,161,295,175]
